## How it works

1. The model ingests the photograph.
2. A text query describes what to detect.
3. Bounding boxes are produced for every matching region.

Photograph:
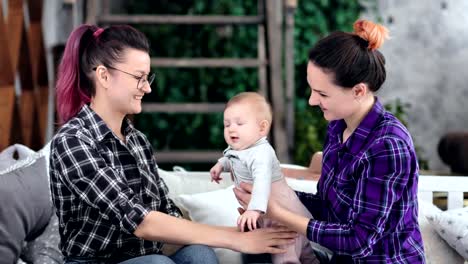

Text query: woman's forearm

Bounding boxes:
[135,210,298,255]
[272,205,310,237]
[134,211,238,249]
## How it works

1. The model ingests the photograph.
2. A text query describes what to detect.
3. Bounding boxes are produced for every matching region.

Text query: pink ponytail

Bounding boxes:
[56,25,96,123]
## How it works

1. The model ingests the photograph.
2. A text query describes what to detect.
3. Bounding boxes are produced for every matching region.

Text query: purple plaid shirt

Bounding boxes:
[297,98,425,263]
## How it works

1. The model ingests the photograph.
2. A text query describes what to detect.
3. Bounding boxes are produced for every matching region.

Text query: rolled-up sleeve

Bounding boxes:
[306,138,412,258]
[53,135,149,234]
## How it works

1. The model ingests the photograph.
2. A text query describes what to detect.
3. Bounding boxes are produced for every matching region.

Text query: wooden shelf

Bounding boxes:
[99,15,264,25]
[151,58,266,68]
[142,103,224,113]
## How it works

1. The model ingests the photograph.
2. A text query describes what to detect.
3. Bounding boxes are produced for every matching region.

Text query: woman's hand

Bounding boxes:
[233,183,251,209]
[234,227,297,254]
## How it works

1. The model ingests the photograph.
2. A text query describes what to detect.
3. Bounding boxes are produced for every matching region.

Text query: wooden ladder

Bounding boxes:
[85,0,295,164]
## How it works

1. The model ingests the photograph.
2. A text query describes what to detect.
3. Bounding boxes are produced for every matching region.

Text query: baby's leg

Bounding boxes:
[262,217,319,264]
[261,217,301,264]
[267,180,320,264]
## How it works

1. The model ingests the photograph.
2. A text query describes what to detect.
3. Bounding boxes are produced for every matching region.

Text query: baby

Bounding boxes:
[210,92,318,264]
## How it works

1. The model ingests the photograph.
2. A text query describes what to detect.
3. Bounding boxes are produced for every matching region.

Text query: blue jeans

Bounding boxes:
[65,245,218,264]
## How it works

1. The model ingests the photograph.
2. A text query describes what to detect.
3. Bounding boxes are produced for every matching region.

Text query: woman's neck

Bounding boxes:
[343,95,375,137]
[90,100,125,140]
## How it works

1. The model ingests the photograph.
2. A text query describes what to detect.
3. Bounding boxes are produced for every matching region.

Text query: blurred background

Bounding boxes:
[2,0,468,174]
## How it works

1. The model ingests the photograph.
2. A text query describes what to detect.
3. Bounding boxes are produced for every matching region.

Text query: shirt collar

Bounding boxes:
[76,104,135,142]
[329,97,385,155]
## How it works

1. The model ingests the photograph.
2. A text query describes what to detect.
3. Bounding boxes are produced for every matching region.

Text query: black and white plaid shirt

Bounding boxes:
[50,105,181,261]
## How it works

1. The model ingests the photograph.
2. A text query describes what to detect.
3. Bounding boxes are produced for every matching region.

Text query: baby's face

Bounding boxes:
[223,103,264,151]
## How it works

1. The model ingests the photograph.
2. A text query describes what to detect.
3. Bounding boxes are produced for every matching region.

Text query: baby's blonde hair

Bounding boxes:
[225,92,273,125]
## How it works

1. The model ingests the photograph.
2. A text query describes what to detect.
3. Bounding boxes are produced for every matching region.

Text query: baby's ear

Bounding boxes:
[259,120,270,135]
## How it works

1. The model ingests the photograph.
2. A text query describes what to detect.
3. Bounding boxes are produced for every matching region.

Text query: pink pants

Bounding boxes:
[261,179,319,264]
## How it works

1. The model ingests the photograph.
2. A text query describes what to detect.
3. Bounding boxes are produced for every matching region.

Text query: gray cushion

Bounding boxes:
[21,214,63,264]
[0,144,36,172]
[0,146,53,264]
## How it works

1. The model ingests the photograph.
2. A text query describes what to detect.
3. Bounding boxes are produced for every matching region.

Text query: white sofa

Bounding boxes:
[159,166,468,264]
[1,143,467,264]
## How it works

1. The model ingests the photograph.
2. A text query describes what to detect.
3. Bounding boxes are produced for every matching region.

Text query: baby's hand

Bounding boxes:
[210,163,223,184]
[237,210,262,232]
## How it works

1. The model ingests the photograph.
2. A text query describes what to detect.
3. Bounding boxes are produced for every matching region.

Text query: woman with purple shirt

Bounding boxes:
[235,19,425,263]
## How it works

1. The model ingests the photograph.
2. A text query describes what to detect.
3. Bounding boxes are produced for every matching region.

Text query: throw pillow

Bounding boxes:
[418,200,464,263]
[158,168,232,198]
[427,206,468,260]
[175,186,242,264]
[0,145,53,264]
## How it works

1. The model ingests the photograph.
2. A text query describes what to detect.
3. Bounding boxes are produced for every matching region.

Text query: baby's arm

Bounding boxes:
[210,157,230,183]
[237,152,273,231]
[237,209,262,232]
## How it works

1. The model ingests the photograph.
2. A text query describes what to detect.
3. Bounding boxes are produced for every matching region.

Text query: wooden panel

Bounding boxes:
[151,58,266,68]
[36,39,49,141]
[86,0,98,24]
[155,151,222,163]
[0,2,13,85]
[28,5,48,144]
[5,0,24,72]
[19,91,35,146]
[18,28,34,90]
[36,86,49,141]
[142,103,224,113]
[18,26,35,146]
[27,24,42,78]
[99,15,264,25]
[101,0,110,15]
[0,88,15,149]
[0,2,17,149]
[257,0,267,97]
[0,0,49,149]
[284,2,297,153]
[27,0,43,22]
[266,0,289,162]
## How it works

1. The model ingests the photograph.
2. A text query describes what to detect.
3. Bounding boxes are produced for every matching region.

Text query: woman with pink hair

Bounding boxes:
[50,24,296,264]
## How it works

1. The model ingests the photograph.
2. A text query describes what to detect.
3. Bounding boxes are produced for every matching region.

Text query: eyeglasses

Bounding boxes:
[93,66,155,90]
